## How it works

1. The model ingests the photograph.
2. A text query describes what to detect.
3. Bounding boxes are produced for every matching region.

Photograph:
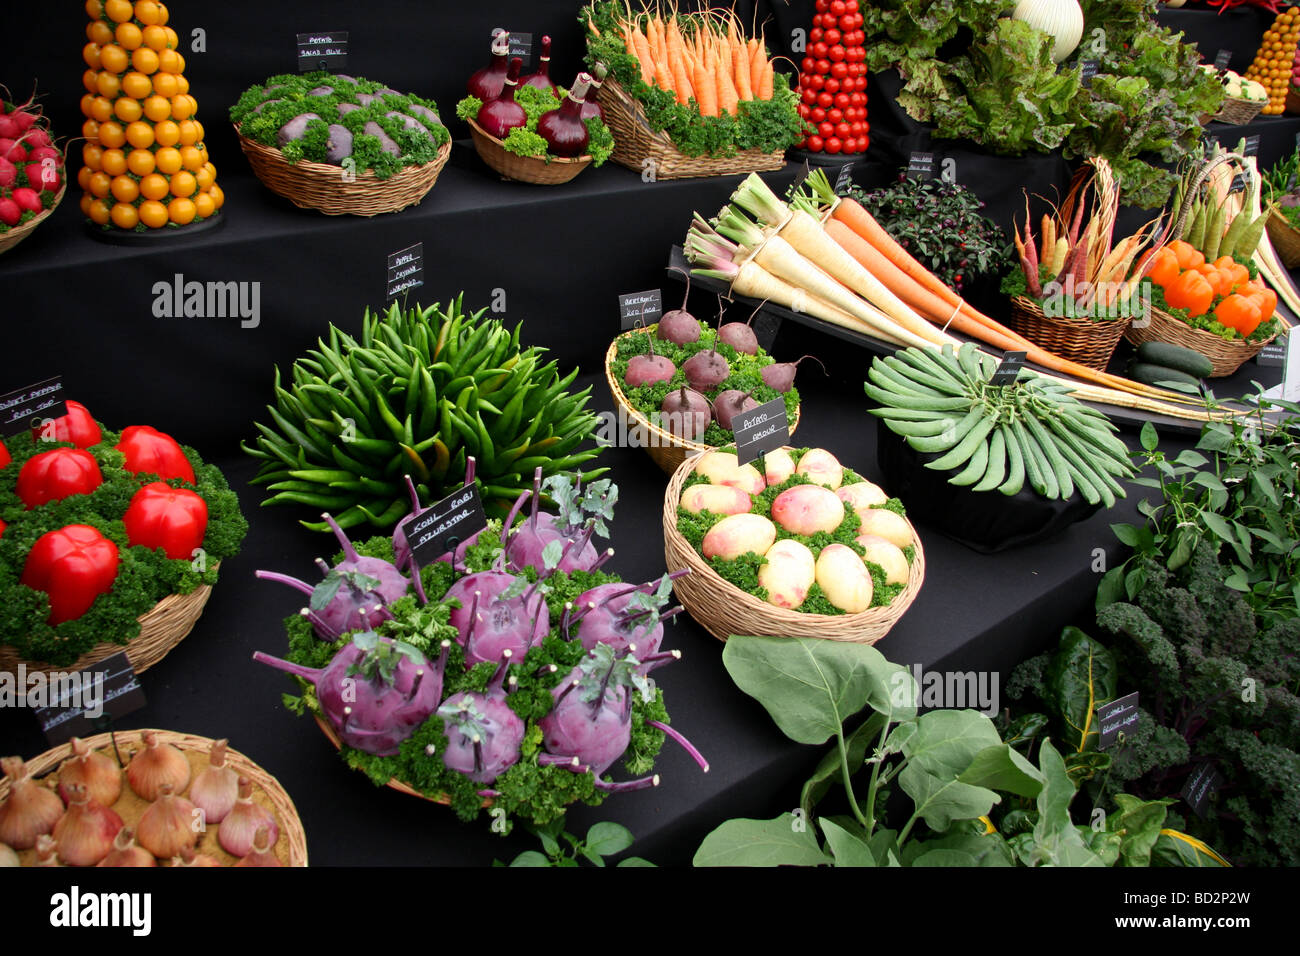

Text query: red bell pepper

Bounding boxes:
[20,524,120,625]
[123,482,208,560]
[34,400,102,449]
[16,447,104,509]
[115,425,196,484]
[0,437,9,470]
[0,517,6,539]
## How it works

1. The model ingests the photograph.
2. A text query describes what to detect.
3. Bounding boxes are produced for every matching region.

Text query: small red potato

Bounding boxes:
[816,543,874,613]
[771,484,846,536]
[795,448,843,489]
[759,539,816,609]
[702,513,777,561]
[855,533,909,586]
[680,484,752,517]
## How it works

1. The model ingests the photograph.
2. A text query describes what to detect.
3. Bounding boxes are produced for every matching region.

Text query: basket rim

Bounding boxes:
[1009,294,1135,329]
[4,728,309,866]
[1145,302,1279,352]
[464,116,594,166]
[0,182,67,246]
[603,330,802,455]
[234,123,452,181]
[662,447,926,640]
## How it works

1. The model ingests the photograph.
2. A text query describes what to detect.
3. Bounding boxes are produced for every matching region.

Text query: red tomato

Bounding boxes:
[831,61,849,80]
[810,27,824,42]
[808,135,825,152]
[819,121,835,137]
[841,138,857,153]
[802,88,817,104]
[811,107,826,122]
[798,104,811,118]
[815,0,830,10]
[825,28,841,45]
[802,57,816,72]
[812,41,828,58]
[817,92,834,108]
[835,121,851,137]
[844,0,859,10]
[809,74,825,89]
[851,121,865,136]
[825,136,843,153]
[829,45,846,62]
[816,58,831,73]
[829,108,843,123]
[851,91,866,105]
[825,77,840,93]
[835,92,851,108]
[831,0,846,15]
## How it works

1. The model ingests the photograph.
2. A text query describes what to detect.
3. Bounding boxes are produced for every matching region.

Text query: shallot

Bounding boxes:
[136,784,197,860]
[188,738,239,824]
[127,731,191,801]
[58,737,122,809]
[97,827,155,867]
[0,756,63,850]
[53,782,123,866]
[219,777,278,858]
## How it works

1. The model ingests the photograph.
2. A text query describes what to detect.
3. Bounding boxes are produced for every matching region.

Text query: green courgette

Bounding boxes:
[1135,342,1214,379]
[1129,362,1204,389]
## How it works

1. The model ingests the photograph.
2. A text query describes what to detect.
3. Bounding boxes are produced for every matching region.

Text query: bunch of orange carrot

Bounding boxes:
[615,3,775,116]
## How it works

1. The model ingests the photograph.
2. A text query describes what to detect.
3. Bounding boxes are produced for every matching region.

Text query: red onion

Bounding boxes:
[537,74,592,158]
[468,32,511,100]
[521,36,553,90]
[581,63,607,123]
[476,58,528,140]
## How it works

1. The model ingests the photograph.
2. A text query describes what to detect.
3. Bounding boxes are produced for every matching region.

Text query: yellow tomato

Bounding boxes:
[88,198,112,224]
[77,166,93,191]
[104,0,133,22]
[110,174,139,203]
[150,71,178,98]
[143,95,171,122]
[157,2,170,25]
[169,94,194,120]
[125,121,155,149]
[176,119,199,146]
[157,48,180,74]
[115,21,142,50]
[98,43,128,74]
[83,42,102,69]
[175,74,189,95]
[169,170,196,197]
[100,148,127,176]
[88,171,112,198]
[194,162,214,190]
[80,93,97,118]
[179,144,202,170]
[138,172,169,200]
[134,0,162,25]
[154,145,182,174]
[138,199,168,228]
[79,193,95,217]
[153,120,180,147]
[131,47,159,75]
[209,183,224,209]
[110,202,139,229]
[86,0,104,17]
[127,148,155,176]
[88,21,114,47]
[82,143,104,170]
[142,24,168,51]
[82,118,101,141]
[113,96,143,123]
[163,26,178,48]
[83,69,100,93]
[192,190,215,219]
[89,95,114,123]
[95,72,121,100]
[167,197,195,225]
[97,120,126,149]
[121,71,152,99]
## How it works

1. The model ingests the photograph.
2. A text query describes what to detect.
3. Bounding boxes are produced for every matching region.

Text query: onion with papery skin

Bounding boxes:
[233,825,281,867]
[171,845,221,867]
[53,782,123,866]
[97,827,156,867]
[58,738,122,809]
[126,731,190,802]
[0,842,18,866]
[218,777,278,858]
[0,756,63,850]
[536,74,592,158]
[1011,0,1084,63]
[189,738,238,824]
[136,784,197,860]
[468,31,512,100]
[35,834,60,866]
[477,58,527,139]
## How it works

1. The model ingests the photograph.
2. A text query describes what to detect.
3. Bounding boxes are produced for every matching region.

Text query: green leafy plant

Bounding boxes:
[499,817,654,867]
[691,636,1217,866]
[843,175,1011,294]
[243,296,606,532]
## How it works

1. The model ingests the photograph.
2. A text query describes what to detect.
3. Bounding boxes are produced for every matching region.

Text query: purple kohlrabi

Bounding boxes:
[436,656,525,783]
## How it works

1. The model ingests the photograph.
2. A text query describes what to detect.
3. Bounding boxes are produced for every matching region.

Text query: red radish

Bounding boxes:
[26,162,60,193]
[0,116,17,140]
[27,146,60,165]
[11,188,41,214]
[0,157,15,189]
[0,138,28,163]
[477,58,528,139]
[761,355,826,393]
[580,63,607,122]
[0,197,20,227]
[10,110,37,133]
[22,127,50,150]
[536,74,592,158]
[468,32,512,100]
[521,36,554,90]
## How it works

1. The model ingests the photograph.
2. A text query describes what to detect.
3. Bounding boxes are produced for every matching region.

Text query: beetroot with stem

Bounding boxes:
[624,328,676,388]
[437,656,525,783]
[712,389,759,431]
[761,354,826,393]
[657,268,701,345]
[659,386,711,441]
[718,300,763,356]
[682,313,731,391]
[468,31,512,100]
[253,633,448,756]
[476,58,527,139]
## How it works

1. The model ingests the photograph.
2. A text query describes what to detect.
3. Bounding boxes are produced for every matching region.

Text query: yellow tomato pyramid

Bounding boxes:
[1244,6,1300,116]
[79,0,224,230]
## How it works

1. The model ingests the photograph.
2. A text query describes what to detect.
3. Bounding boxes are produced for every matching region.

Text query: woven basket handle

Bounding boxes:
[1170,152,1251,239]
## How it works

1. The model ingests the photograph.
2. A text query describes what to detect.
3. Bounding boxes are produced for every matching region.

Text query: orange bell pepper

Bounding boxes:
[1196,264,1232,298]
[1165,269,1215,317]
[1168,239,1206,270]
[1215,294,1263,337]
[1146,248,1181,288]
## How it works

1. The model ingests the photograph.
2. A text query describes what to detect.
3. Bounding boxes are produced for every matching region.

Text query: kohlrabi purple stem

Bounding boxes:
[588,548,615,573]
[255,570,313,597]
[649,720,709,772]
[488,650,513,694]
[594,775,660,794]
[464,456,476,488]
[251,651,321,683]
[300,607,341,642]
[409,557,429,605]
[529,467,543,530]
[502,489,530,547]
[321,512,362,564]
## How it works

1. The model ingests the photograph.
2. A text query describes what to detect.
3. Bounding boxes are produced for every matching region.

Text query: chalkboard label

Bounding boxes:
[297,31,349,72]
[1096,691,1139,750]
[0,376,66,438]
[906,151,935,181]
[386,242,424,303]
[29,653,147,747]
[403,483,488,567]
[1228,173,1247,194]
[1243,134,1260,157]
[989,351,1028,386]
[1257,330,1288,368]
[491,28,533,65]
[1214,49,1232,72]
[1079,60,1099,88]
[790,160,812,198]
[733,396,790,465]
[834,161,856,193]
[1181,762,1224,819]
[619,289,663,330]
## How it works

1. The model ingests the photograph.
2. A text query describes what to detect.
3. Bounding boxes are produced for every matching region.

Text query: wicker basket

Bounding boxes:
[1124,306,1275,377]
[465,118,593,185]
[597,78,786,180]
[604,330,801,474]
[662,450,925,644]
[235,125,450,216]
[0,562,219,677]
[1213,95,1265,125]
[1008,295,1131,371]
[0,183,65,255]
[3,729,308,866]
[1267,206,1300,269]
[1287,87,1300,115]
